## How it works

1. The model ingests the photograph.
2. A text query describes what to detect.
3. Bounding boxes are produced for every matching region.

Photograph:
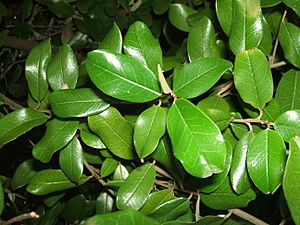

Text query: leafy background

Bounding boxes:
[0,0,300,224]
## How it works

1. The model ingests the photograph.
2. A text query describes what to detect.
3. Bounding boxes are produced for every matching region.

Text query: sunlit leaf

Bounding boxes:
[168,4,197,32]
[215,0,232,36]
[101,158,118,178]
[99,22,122,53]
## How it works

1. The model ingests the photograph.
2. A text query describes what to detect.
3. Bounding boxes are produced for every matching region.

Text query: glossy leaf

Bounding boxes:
[124,21,162,74]
[25,38,51,101]
[84,209,160,225]
[99,22,122,53]
[49,88,109,118]
[168,4,197,32]
[101,158,118,178]
[274,110,300,142]
[0,108,48,148]
[140,189,174,215]
[134,106,166,159]
[230,132,254,194]
[283,136,300,224]
[32,119,78,163]
[152,0,173,15]
[261,0,281,7]
[275,70,300,112]
[229,0,263,54]
[167,99,227,178]
[279,21,300,68]
[247,130,286,194]
[216,0,232,36]
[258,17,273,55]
[187,17,220,61]
[88,107,135,160]
[96,192,114,214]
[116,163,156,210]
[80,125,106,149]
[201,177,256,210]
[282,0,300,17]
[173,58,232,98]
[149,198,189,223]
[26,169,88,195]
[59,137,83,184]
[47,43,78,90]
[46,0,75,18]
[113,164,129,181]
[234,48,273,109]
[87,50,161,102]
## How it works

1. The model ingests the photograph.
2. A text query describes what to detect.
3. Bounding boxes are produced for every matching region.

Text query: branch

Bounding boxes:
[0,211,39,225]
[231,117,273,127]
[0,93,24,110]
[1,33,38,51]
[270,61,287,69]
[229,208,269,225]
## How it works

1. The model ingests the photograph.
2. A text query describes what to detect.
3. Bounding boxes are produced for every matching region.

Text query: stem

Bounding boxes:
[231,117,273,127]
[0,212,39,225]
[195,193,200,221]
[229,209,269,225]
[279,219,286,225]
[217,81,233,97]
[0,93,24,110]
[270,61,287,69]
[154,165,174,181]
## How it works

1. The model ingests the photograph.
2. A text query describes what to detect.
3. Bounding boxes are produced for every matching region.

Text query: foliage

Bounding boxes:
[0,0,300,224]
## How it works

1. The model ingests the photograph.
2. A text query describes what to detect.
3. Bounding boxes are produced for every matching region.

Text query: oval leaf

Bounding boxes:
[173,58,232,99]
[282,0,300,17]
[88,107,135,160]
[247,130,286,194]
[101,158,118,178]
[216,0,233,36]
[86,50,161,102]
[99,22,122,53]
[167,99,227,178]
[134,106,166,159]
[80,129,106,149]
[46,0,75,18]
[49,88,109,118]
[0,108,48,148]
[234,48,273,109]
[25,38,51,101]
[47,43,78,90]
[32,119,79,163]
[96,192,114,214]
[168,4,197,32]
[116,163,156,210]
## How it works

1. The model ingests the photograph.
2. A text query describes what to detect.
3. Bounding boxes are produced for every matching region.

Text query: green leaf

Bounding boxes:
[88,107,135,160]
[0,108,48,148]
[258,17,273,55]
[234,48,273,109]
[49,88,109,118]
[201,177,256,210]
[167,99,227,178]
[173,58,232,98]
[99,22,122,53]
[38,202,64,225]
[32,119,78,163]
[46,0,75,18]
[152,0,173,15]
[168,4,197,32]
[116,163,156,210]
[279,21,300,68]
[187,17,220,61]
[230,132,254,194]
[26,169,88,195]
[124,21,163,75]
[83,151,103,165]
[265,11,282,36]
[274,110,300,142]
[247,130,286,194]
[86,50,161,103]
[44,193,65,208]
[47,43,78,90]
[134,106,166,159]
[215,0,232,36]
[282,0,300,17]
[0,182,3,216]
[113,164,129,181]
[229,0,263,54]
[84,209,160,225]
[261,0,281,7]
[283,136,300,224]
[101,158,118,178]
[149,198,189,223]
[25,38,51,101]
[140,189,174,215]
[96,192,114,214]
[262,99,281,122]
[80,124,106,149]
[21,0,33,20]
[59,137,83,184]
[275,70,300,112]
[11,159,38,190]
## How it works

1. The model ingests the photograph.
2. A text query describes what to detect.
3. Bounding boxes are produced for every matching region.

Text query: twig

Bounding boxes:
[155,180,198,197]
[154,165,174,181]
[279,219,286,225]
[0,93,24,110]
[229,208,269,225]
[1,33,38,51]
[195,193,200,221]
[270,61,287,69]
[0,211,39,225]
[217,81,233,97]
[231,117,273,127]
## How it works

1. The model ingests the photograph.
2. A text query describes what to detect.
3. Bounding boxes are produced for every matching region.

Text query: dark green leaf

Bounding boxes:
[265,11,282,36]
[258,17,273,55]
[26,169,88,195]
[44,193,65,208]
[282,0,300,17]
[229,0,263,54]
[152,0,172,15]
[83,151,103,165]
[124,21,163,75]
[134,106,166,159]
[0,182,3,215]
[38,202,64,225]
[261,0,281,7]
[116,163,156,210]
[59,137,83,184]
[173,58,232,98]
[274,110,300,142]
[0,108,48,148]
[275,70,300,112]
[167,99,227,178]
[32,119,78,163]
[96,192,114,214]
[168,4,197,32]
[234,48,273,109]
[46,0,75,18]
[215,0,232,36]
[87,50,161,102]
[47,43,78,90]
[49,88,109,118]
[101,158,118,178]
[99,22,122,53]
[283,136,300,224]
[80,124,106,149]
[21,0,33,20]
[25,38,51,102]
[279,21,300,68]
[247,130,286,194]
[88,107,135,160]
